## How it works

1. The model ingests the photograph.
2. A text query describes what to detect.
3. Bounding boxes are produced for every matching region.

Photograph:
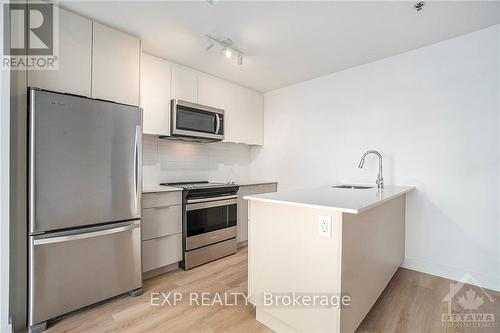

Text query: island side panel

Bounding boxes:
[339,194,406,333]
[248,200,343,333]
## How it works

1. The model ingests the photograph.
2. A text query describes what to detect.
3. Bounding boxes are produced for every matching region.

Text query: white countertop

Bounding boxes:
[142,185,183,193]
[244,185,414,214]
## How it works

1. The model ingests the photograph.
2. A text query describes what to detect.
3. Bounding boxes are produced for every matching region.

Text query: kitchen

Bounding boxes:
[1,1,500,333]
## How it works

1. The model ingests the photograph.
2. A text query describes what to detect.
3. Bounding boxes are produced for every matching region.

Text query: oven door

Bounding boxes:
[171,99,224,140]
[186,195,237,241]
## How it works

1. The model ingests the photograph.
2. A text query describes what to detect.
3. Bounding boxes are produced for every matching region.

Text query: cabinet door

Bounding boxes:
[227,85,264,145]
[142,205,182,241]
[92,22,140,106]
[142,234,182,272]
[237,186,251,242]
[171,64,198,103]
[142,192,182,208]
[198,74,231,110]
[141,53,172,135]
[199,75,263,145]
[28,7,92,96]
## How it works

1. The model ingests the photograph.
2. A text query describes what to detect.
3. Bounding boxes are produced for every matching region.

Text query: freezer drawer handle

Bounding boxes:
[33,222,140,245]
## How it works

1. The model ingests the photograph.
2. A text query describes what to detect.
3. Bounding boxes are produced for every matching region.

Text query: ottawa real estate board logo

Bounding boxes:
[3,1,58,70]
[441,273,496,329]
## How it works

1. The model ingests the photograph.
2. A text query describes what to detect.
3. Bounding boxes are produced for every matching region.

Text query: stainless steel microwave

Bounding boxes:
[170,99,224,142]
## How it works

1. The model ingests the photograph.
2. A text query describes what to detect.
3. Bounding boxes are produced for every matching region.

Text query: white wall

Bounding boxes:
[251,25,500,291]
[143,135,252,186]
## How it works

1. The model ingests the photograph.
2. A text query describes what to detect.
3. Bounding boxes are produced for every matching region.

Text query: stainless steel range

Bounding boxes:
[160,181,239,270]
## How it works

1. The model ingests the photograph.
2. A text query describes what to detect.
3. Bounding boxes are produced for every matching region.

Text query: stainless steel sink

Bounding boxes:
[332,185,374,189]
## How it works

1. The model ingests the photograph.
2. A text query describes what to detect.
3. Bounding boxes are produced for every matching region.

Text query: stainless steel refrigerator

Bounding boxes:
[28,88,143,332]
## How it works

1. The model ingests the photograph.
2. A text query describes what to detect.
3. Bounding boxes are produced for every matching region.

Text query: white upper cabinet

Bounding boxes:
[28,7,92,96]
[92,22,140,106]
[171,64,198,103]
[198,74,231,110]
[198,74,263,145]
[227,84,263,145]
[141,53,172,136]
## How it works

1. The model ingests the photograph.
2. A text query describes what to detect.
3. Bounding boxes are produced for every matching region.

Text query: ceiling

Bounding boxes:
[61,1,500,92]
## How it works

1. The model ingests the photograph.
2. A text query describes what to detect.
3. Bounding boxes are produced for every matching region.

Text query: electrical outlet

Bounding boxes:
[318,215,331,238]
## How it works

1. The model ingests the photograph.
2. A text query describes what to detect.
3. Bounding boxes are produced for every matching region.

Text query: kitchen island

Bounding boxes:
[244,185,414,333]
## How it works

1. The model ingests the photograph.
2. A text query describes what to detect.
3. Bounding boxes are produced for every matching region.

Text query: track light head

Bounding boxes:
[237,54,243,65]
[223,48,232,58]
[414,1,425,11]
[205,39,214,51]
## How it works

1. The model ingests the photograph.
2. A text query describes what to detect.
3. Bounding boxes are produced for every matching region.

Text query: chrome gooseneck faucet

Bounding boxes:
[358,150,384,188]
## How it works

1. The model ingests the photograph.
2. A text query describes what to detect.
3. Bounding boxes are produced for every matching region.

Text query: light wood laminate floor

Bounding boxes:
[46,247,500,333]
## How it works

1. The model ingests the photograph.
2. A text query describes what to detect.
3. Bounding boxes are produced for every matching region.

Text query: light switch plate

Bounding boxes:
[318,215,331,238]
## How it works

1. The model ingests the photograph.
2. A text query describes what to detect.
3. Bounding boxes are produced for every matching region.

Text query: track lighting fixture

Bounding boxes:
[414,1,425,11]
[205,39,214,51]
[205,33,244,65]
[223,47,232,58]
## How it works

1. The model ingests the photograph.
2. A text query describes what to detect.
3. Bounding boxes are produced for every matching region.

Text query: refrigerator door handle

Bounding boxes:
[33,221,140,245]
[134,125,142,216]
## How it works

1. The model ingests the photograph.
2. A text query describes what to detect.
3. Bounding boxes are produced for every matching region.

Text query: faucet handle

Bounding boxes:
[376,177,384,188]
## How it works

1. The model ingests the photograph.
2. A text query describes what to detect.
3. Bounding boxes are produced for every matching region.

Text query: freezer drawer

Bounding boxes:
[29,220,142,326]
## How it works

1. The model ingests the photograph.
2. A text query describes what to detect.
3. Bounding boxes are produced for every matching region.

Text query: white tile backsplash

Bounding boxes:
[142,135,252,186]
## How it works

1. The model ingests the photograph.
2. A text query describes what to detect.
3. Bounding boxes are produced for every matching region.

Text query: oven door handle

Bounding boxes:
[187,194,238,204]
[187,198,237,211]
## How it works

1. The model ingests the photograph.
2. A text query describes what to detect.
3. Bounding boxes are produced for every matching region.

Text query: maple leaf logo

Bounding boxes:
[457,289,484,311]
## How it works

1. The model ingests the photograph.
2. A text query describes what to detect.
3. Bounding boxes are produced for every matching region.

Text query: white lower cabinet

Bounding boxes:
[236,186,251,243]
[237,183,277,244]
[142,234,182,272]
[142,205,181,241]
[142,191,182,208]
[141,191,183,274]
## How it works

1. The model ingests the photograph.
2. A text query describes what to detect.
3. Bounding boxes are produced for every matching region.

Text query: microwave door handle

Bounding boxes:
[215,113,220,134]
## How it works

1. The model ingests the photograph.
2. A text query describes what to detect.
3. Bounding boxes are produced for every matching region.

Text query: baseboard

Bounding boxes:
[143,262,179,280]
[256,308,298,333]
[402,257,500,292]
[237,240,248,248]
